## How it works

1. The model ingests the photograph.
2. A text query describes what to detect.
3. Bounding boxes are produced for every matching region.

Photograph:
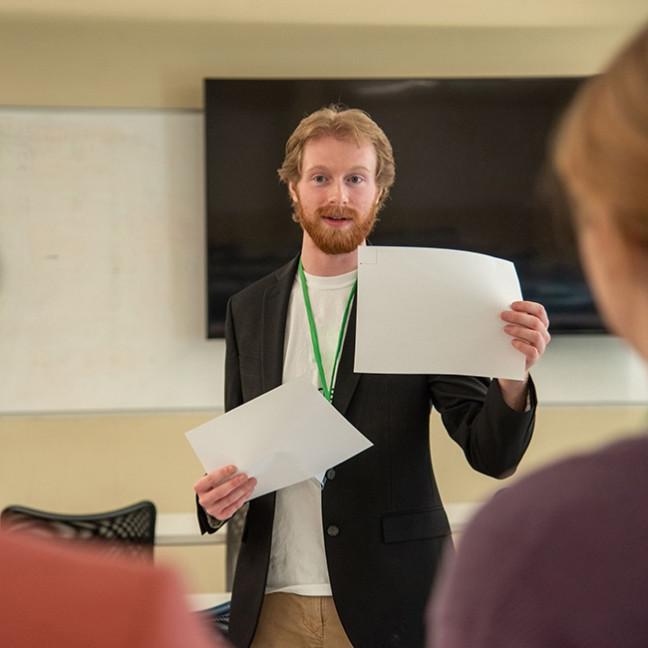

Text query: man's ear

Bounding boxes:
[288,182,299,204]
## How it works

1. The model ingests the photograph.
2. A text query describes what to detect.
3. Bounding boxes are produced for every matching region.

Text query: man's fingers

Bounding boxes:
[501,310,544,331]
[509,300,550,328]
[197,472,249,509]
[208,478,257,521]
[217,481,257,520]
[510,338,542,370]
[503,325,548,352]
[501,310,551,345]
[193,464,238,494]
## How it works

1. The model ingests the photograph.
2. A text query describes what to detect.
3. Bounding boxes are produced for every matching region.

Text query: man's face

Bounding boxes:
[289,135,381,255]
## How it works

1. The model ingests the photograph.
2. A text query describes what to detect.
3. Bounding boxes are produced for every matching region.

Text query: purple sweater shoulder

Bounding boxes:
[428,433,648,648]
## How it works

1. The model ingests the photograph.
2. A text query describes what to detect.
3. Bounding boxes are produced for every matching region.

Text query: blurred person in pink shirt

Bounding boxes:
[0,531,230,648]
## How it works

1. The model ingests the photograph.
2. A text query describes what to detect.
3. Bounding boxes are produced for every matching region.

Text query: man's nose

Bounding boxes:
[327,180,349,205]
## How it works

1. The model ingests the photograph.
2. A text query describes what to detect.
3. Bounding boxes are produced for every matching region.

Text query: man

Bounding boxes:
[195,106,549,648]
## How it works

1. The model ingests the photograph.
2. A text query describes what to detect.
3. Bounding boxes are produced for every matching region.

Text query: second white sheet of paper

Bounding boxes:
[354,246,526,379]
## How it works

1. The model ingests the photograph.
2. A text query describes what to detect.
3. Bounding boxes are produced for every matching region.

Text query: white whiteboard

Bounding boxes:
[0,107,645,412]
[0,107,224,412]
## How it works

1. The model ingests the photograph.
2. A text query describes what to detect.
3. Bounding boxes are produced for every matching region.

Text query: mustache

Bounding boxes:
[315,205,360,220]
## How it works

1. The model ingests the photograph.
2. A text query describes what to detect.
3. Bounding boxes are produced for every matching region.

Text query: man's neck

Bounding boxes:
[300,234,361,276]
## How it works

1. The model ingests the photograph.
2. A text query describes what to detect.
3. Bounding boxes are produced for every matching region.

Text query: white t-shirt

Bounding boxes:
[265,268,357,596]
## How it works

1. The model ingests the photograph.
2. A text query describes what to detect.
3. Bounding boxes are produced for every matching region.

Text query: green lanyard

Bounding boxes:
[298,259,357,402]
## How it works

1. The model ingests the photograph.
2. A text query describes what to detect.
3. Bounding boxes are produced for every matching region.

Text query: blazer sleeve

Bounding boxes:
[428,374,537,478]
[196,298,243,535]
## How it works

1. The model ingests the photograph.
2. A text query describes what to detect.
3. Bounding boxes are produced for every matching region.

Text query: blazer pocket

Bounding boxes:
[381,507,450,544]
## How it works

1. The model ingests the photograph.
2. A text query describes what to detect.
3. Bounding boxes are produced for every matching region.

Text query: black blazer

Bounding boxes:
[198,256,536,648]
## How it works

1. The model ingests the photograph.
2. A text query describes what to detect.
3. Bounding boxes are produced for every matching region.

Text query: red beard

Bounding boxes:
[295,202,378,255]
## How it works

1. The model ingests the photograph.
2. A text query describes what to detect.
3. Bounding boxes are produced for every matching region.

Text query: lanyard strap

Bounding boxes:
[298,259,357,402]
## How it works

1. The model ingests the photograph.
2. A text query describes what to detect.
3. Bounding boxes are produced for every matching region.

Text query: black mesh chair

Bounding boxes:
[0,500,156,560]
[196,505,248,638]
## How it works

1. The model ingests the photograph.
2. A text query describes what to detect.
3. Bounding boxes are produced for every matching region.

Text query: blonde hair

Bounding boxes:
[278,105,396,212]
[553,23,648,248]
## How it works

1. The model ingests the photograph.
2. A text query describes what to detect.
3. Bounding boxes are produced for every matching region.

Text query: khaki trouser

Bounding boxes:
[250,592,354,648]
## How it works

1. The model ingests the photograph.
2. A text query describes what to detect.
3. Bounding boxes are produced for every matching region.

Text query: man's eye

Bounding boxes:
[312,175,327,184]
[348,175,365,185]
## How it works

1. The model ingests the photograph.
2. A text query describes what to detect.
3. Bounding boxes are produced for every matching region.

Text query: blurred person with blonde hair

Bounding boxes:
[427,22,648,648]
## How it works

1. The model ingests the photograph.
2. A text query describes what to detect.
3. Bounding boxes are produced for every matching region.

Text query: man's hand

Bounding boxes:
[497,300,550,411]
[501,300,551,372]
[194,465,257,522]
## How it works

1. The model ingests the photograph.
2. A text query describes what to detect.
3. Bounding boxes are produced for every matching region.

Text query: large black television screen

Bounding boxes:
[205,77,602,338]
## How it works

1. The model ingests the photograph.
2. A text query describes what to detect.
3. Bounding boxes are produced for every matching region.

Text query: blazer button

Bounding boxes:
[326,469,336,480]
[327,525,340,537]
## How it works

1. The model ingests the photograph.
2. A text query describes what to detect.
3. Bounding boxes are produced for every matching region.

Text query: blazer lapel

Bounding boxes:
[261,254,362,413]
[261,257,299,392]
[332,297,361,416]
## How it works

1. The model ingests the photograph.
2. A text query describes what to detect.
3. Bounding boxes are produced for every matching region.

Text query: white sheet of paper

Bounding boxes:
[354,246,525,379]
[185,377,373,499]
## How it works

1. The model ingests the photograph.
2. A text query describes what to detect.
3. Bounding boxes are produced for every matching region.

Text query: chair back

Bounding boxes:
[0,500,156,560]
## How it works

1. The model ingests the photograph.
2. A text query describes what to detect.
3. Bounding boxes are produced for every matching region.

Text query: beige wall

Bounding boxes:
[0,18,641,109]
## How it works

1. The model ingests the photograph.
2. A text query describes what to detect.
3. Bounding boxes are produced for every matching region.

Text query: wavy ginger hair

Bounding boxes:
[278,105,396,218]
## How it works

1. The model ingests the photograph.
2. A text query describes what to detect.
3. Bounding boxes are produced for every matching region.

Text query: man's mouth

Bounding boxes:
[322,214,352,228]
[315,206,359,228]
